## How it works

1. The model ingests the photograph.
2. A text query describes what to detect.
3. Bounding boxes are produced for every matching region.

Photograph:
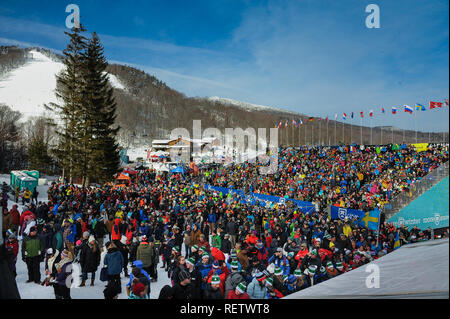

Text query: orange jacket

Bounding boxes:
[111,218,121,241]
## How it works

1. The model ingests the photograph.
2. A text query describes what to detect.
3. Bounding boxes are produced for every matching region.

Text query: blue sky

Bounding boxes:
[0,0,448,132]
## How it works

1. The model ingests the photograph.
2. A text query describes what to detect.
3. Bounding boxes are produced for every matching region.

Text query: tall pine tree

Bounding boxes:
[82,32,120,185]
[47,27,120,185]
[46,26,87,183]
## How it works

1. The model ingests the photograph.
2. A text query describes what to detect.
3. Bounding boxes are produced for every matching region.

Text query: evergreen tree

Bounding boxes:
[82,32,120,184]
[46,26,87,183]
[28,135,53,174]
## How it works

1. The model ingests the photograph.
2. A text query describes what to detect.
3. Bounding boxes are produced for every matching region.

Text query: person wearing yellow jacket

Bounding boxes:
[343,218,352,238]
[23,188,32,205]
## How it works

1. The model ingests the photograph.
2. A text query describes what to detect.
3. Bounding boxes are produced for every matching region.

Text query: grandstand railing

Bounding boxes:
[383,161,449,220]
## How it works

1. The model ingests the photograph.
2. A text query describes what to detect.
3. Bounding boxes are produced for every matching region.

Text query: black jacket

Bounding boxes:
[203,283,223,299]
[220,239,232,254]
[188,267,203,299]
[79,242,101,273]
[173,282,193,299]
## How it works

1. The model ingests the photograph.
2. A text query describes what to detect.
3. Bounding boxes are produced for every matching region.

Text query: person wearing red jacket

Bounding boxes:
[266,277,284,299]
[111,218,121,242]
[226,282,250,299]
[9,205,20,233]
[206,260,230,295]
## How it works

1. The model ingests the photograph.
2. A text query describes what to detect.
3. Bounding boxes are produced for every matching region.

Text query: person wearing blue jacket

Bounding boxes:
[127,260,151,297]
[246,272,268,299]
[268,248,290,275]
[62,219,76,257]
[197,253,212,290]
[104,241,124,293]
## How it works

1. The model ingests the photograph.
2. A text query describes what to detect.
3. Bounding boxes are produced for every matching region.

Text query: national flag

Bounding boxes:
[429,101,443,109]
[445,99,449,107]
[394,231,401,250]
[325,116,328,123]
[381,107,385,114]
[404,105,413,114]
[415,103,426,111]
[308,117,314,122]
[285,120,288,128]
[360,111,364,118]
[292,119,296,126]
[334,114,338,120]
[351,112,354,119]
[274,121,278,128]
[369,110,373,117]
[277,121,282,129]
[392,107,397,114]
[343,112,347,120]
[299,119,303,125]
[357,208,380,231]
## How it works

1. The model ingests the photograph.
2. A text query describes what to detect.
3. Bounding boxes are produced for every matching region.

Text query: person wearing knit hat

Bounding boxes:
[336,261,345,274]
[236,282,247,294]
[172,246,180,253]
[129,280,148,299]
[204,274,223,299]
[186,257,196,267]
[247,271,268,299]
[274,266,283,276]
[211,274,221,285]
[185,255,203,299]
[226,281,250,300]
[294,269,302,277]
[192,244,198,252]
[326,261,339,279]
[265,276,285,299]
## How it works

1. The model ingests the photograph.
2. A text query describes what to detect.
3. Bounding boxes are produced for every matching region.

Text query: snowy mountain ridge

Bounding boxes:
[0,49,126,120]
[208,96,300,115]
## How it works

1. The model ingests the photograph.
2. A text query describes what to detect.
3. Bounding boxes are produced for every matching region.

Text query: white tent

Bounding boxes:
[285,239,449,299]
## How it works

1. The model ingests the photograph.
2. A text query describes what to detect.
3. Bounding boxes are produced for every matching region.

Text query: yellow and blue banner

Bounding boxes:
[394,231,401,250]
[330,206,380,231]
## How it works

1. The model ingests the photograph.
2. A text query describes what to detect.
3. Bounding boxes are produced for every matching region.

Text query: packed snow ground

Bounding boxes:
[0,174,171,299]
[0,50,125,121]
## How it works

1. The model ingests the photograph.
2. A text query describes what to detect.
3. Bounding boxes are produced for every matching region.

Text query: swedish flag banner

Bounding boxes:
[330,206,380,231]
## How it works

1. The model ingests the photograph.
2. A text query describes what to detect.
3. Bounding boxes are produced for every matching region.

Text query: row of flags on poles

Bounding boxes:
[274,99,449,128]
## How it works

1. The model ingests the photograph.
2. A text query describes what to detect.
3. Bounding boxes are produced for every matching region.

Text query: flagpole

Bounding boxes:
[415,109,417,143]
[305,121,307,146]
[319,118,322,146]
[311,121,314,145]
[334,118,336,145]
[291,120,295,147]
[381,124,383,145]
[370,117,372,145]
[327,119,329,146]
[350,116,352,145]
[360,116,363,145]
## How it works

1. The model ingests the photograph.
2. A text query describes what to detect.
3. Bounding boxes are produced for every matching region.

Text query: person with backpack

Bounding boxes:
[224,261,245,296]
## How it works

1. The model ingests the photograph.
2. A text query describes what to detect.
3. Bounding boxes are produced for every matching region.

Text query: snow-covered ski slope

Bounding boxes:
[0,50,125,120]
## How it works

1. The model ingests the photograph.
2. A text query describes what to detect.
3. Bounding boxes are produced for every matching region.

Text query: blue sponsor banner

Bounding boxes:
[330,206,380,231]
[204,184,316,212]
